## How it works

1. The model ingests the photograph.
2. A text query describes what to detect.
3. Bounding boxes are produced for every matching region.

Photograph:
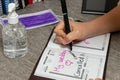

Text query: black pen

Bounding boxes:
[60,0,72,51]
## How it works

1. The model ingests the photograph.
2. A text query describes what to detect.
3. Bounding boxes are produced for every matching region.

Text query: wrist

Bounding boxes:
[79,21,98,39]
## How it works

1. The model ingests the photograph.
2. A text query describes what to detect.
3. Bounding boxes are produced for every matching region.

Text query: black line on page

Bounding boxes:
[49,71,81,79]
[43,56,48,64]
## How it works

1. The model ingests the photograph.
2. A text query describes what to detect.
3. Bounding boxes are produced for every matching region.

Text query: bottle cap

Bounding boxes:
[8,3,19,24]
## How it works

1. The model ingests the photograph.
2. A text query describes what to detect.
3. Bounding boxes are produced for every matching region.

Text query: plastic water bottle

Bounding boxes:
[2,3,28,58]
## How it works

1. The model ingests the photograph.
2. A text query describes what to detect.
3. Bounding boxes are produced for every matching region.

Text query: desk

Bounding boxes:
[0,0,120,80]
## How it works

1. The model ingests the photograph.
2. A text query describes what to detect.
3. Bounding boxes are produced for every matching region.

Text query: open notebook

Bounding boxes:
[29,31,110,80]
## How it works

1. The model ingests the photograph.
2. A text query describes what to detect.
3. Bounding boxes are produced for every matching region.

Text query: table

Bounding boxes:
[0,0,120,80]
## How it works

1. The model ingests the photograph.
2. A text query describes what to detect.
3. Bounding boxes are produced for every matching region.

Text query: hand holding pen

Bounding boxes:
[54,17,90,45]
[54,20,86,45]
[59,0,72,50]
[54,0,86,51]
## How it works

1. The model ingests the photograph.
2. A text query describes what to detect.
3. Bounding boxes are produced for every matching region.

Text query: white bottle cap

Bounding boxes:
[8,3,19,24]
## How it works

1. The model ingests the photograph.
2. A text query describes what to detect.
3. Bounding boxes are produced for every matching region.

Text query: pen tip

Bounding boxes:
[69,43,72,51]
[70,47,72,51]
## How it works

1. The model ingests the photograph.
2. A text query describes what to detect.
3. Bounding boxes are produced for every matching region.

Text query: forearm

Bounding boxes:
[85,5,120,37]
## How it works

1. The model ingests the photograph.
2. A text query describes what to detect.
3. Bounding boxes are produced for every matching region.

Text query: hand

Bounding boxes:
[54,20,90,45]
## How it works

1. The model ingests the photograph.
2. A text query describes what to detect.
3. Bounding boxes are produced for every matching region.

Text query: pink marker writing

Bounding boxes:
[59,50,67,62]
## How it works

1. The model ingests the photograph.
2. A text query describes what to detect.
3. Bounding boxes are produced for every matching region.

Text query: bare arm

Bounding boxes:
[54,5,120,45]
[85,5,120,37]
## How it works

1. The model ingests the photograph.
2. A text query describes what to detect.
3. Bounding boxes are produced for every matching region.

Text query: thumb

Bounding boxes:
[63,31,79,44]
[66,31,79,42]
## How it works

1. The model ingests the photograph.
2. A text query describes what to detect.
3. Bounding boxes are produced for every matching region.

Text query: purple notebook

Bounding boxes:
[2,9,60,29]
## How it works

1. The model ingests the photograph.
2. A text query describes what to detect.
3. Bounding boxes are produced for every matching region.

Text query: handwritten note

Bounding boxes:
[74,34,108,50]
[34,48,105,80]
[34,33,110,80]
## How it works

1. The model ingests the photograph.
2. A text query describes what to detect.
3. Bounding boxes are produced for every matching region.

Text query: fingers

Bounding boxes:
[66,31,79,42]
[54,20,69,45]
[54,20,64,31]
[54,20,66,38]
[54,20,82,45]
[55,30,66,38]
[55,31,80,45]
[56,36,70,45]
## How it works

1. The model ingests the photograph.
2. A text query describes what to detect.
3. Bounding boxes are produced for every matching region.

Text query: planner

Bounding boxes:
[29,30,110,80]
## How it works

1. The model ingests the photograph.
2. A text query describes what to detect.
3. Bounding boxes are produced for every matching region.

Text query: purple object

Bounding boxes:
[3,10,59,29]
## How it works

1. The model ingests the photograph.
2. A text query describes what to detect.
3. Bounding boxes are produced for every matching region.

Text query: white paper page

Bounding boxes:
[74,34,107,50]
[48,33,110,56]
[34,48,106,80]
[34,33,110,80]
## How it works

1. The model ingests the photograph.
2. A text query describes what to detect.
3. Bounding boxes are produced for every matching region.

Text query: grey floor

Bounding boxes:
[0,0,120,80]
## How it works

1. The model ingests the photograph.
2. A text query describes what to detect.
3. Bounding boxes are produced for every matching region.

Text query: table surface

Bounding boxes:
[0,0,120,80]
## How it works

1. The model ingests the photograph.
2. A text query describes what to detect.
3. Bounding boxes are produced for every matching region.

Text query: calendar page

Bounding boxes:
[34,33,110,80]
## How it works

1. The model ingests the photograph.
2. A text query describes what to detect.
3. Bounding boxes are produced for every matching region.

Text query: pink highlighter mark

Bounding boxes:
[54,50,75,72]
[59,50,67,62]
[83,40,90,44]
[54,65,64,72]
[65,60,74,66]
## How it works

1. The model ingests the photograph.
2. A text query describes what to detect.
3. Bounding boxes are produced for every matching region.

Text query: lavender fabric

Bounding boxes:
[3,11,59,29]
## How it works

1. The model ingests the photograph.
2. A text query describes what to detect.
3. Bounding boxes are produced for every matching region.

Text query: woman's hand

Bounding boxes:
[54,20,103,80]
[54,20,90,45]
